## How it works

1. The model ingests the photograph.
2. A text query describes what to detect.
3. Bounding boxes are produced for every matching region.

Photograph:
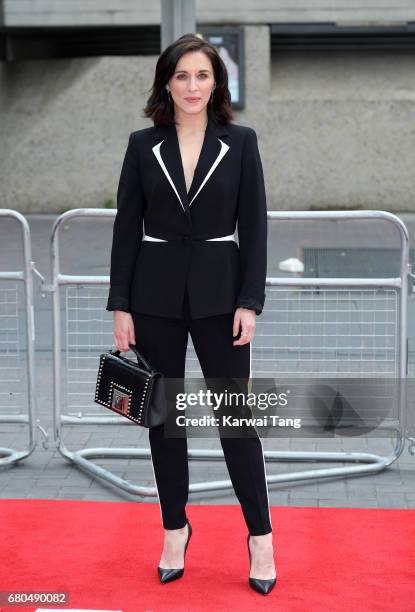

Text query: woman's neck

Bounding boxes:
[174,110,208,134]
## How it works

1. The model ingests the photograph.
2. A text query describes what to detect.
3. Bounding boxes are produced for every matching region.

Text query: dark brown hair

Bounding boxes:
[142,33,233,126]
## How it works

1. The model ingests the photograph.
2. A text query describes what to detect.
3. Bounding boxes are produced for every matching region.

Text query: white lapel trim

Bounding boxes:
[152,136,230,211]
[189,138,230,206]
[152,140,186,212]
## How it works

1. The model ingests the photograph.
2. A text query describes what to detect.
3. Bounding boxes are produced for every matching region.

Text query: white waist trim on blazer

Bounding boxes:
[142,231,238,243]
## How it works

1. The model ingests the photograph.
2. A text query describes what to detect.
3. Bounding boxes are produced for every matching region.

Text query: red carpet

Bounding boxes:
[0,499,414,612]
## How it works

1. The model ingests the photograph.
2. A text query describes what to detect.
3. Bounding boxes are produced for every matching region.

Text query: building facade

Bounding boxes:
[1,1,415,211]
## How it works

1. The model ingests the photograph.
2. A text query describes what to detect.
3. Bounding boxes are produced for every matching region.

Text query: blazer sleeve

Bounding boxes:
[106,132,145,312]
[235,127,268,316]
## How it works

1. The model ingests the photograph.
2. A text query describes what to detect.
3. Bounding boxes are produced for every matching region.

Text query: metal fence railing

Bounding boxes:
[40,209,413,497]
[0,210,45,466]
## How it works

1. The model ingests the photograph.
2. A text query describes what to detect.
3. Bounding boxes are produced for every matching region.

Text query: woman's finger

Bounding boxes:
[233,330,251,346]
[233,313,255,346]
[233,311,241,338]
[115,331,130,352]
[129,323,136,346]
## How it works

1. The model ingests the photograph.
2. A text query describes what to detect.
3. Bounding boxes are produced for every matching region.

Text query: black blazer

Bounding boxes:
[106,114,268,319]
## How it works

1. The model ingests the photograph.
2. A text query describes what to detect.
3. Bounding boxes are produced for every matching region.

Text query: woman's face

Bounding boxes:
[167,50,215,116]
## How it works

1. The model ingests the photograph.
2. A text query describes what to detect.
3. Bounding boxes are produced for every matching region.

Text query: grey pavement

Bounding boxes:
[0,211,414,509]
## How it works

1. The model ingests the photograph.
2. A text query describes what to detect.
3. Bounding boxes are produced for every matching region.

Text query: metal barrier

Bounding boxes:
[0,209,45,466]
[256,210,412,485]
[45,208,413,497]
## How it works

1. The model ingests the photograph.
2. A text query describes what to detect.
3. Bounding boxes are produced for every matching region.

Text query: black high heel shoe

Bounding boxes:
[247,533,277,595]
[157,521,192,584]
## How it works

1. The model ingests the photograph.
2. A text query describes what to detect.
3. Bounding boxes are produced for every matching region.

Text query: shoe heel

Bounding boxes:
[158,520,192,584]
[247,533,277,595]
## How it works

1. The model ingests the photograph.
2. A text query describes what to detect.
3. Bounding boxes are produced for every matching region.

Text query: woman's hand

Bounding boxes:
[233,307,256,346]
[113,310,136,352]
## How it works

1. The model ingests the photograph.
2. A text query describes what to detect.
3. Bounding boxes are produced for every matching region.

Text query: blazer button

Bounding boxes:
[181,235,191,245]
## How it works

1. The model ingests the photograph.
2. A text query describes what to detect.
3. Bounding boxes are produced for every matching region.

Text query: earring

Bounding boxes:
[166,88,172,103]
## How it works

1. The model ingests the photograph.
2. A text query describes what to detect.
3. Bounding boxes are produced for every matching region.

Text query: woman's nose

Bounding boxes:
[188,78,199,91]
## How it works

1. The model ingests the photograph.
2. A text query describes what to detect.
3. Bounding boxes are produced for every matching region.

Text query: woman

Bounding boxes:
[106,33,276,594]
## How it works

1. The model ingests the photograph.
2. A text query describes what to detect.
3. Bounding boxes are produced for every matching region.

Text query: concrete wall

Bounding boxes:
[267,48,415,210]
[3,0,415,26]
[1,24,415,212]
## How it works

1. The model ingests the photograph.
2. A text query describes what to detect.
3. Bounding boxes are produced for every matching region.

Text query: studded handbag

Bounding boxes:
[94,343,168,427]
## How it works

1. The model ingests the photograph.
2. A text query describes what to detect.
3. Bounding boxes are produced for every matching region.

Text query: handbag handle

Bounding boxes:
[111,343,154,372]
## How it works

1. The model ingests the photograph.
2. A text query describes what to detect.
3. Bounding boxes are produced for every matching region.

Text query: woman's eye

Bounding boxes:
[176,73,208,79]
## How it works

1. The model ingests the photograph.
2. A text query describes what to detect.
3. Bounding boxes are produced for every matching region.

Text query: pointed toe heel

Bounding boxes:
[249,576,276,595]
[158,566,184,584]
[157,520,192,584]
[247,533,277,595]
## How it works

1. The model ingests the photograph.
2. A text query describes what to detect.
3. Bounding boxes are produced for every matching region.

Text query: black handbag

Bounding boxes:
[94,343,168,427]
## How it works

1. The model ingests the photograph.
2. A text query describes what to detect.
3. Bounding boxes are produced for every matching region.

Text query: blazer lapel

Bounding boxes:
[152,116,230,214]
[152,123,189,214]
[187,118,230,206]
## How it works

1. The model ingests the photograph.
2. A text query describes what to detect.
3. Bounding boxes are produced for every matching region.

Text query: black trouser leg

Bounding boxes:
[188,311,273,536]
[131,310,190,530]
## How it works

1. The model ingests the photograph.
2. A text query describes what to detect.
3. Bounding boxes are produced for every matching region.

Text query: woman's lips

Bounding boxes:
[185,97,201,102]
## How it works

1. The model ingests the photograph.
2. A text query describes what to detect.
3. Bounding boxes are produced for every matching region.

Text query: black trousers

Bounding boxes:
[131,286,273,536]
